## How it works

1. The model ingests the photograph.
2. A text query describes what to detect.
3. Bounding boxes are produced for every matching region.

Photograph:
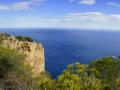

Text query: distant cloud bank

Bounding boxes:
[1,12,120,30]
[65,12,120,23]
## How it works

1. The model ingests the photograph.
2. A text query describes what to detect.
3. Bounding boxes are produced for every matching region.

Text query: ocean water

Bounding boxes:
[1,28,120,78]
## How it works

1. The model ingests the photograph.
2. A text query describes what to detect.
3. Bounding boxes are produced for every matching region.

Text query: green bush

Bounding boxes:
[89,57,120,90]
[15,36,34,42]
[0,44,120,90]
[0,47,33,89]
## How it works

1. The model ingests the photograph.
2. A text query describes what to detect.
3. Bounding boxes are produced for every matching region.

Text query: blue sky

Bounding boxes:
[0,0,120,30]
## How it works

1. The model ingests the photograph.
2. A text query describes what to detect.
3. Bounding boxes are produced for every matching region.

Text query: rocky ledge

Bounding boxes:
[0,33,45,76]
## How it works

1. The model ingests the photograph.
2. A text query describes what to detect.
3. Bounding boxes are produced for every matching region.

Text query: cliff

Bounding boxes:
[0,33,45,76]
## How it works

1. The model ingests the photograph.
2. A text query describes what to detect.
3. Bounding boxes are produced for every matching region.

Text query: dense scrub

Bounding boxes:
[0,47,33,89]
[0,33,34,42]
[0,46,120,90]
[15,36,34,42]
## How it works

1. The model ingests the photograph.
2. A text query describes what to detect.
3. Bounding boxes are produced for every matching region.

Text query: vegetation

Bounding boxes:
[0,47,33,89]
[29,57,120,90]
[1,34,120,89]
[1,47,120,90]
[15,36,34,42]
[0,33,33,42]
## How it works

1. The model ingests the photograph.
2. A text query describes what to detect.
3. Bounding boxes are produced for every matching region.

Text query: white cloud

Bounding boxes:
[1,12,120,30]
[70,0,96,5]
[79,0,95,5]
[111,15,120,20]
[0,0,44,10]
[107,2,120,7]
[65,12,110,22]
[63,12,120,23]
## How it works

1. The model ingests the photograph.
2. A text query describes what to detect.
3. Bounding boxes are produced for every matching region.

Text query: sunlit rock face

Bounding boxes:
[0,33,45,76]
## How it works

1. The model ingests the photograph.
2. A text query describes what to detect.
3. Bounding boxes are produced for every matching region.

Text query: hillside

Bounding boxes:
[0,33,45,76]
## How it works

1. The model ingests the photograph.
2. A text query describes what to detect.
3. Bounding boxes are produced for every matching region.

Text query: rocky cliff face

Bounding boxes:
[0,33,45,76]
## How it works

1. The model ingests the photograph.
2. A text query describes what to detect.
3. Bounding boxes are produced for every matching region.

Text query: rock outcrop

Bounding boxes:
[0,33,45,76]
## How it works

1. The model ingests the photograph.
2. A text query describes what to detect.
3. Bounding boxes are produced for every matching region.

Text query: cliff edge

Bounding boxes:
[0,33,45,76]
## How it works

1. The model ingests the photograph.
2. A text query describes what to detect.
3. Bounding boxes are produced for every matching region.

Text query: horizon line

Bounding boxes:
[0,27,120,31]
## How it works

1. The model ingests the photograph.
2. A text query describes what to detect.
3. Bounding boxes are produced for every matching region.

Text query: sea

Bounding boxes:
[1,28,120,78]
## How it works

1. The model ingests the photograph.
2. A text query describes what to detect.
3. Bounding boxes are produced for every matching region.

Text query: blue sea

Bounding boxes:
[1,28,120,78]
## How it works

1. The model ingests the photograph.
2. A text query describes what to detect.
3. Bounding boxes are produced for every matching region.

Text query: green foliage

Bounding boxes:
[79,75,102,90]
[115,77,120,90]
[0,45,120,90]
[55,63,102,90]
[89,57,120,90]
[0,47,33,89]
[15,36,34,42]
[32,72,53,90]
[56,71,81,90]
[0,47,24,77]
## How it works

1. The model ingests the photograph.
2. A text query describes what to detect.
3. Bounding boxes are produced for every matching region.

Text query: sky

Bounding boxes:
[0,0,120,30]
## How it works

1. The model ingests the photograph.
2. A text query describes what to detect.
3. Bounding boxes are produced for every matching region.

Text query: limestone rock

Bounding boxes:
[0,33,45,76]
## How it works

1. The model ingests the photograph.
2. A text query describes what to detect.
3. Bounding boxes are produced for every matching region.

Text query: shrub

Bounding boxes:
[0,47,33,89]
[15,36,34,42]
